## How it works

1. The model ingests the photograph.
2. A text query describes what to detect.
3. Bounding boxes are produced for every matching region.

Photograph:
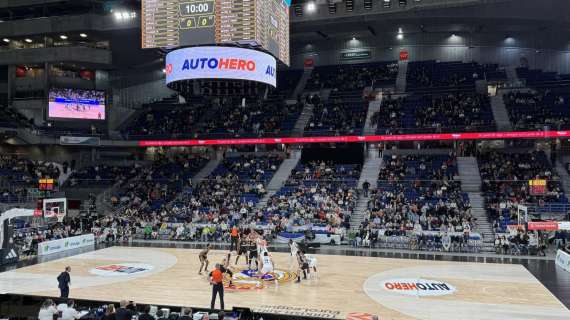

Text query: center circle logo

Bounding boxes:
[89,263,154,277]
[222,267,297,290]
[381,278,456,297]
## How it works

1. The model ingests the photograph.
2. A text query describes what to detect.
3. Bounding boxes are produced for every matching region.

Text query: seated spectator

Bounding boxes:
[478,151,566,232]
[504,90,570,130]
[38,299,58,320]
[61,300,81,320]
[102,304,116,320]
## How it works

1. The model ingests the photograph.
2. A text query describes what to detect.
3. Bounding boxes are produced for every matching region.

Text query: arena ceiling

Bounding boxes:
[1,0,569,71]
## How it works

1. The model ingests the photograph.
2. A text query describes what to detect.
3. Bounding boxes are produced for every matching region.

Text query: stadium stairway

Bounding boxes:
[396,61,408,92]
[363,100,382,136]
[291,68,313,99]
[457,157,482,192]
[358,150,383,190]
[490,94,513,131]
[192,158,222,185]
[255,151,301,209]
[291,103,314,137]
[468,192,496,253]
[351,151,384,230]
[457,157,495,252]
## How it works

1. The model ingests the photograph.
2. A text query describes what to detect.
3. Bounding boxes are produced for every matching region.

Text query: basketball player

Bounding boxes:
[220,253,234,287]
[235,236,249,266]
[256,235,269,270]
[260,252,275,278]
[295,251,309,283]
[288,239,299,270]
[198,244,212,275]
[248,242,259,271]
[305,253,318,279]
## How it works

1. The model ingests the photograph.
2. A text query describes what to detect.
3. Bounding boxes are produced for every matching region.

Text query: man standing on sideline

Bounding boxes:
[230,226,239,252]
[209,264,224,310]
[57,266,71,298]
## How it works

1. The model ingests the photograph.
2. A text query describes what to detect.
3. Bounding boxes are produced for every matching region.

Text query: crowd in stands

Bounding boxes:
[479,151,566,232]
[198,100,304,138]
[407,61,478,90]
[305,101,367,136]
[261,161,359,238]
[38,298,217,320]
[305,62,398,91]
[0,155,62,202]
[372,96,405,135]
[125,103,209,138]
[67,164,138,187]
[494,230,549,256]
[109,155,209,214]
[504,90,570,130]
[13,216,88,256]
[353,153,478,252]
[372,92,494,134]
[412,93,494,132]
[125,97,305,139]
[104,154,282,241]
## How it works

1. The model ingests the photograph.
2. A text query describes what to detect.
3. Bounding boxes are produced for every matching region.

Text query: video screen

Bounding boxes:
[141,0,290,65]
[48,88,106,120]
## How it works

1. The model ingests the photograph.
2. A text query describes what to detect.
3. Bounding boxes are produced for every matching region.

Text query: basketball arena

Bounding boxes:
[1,0,570,319]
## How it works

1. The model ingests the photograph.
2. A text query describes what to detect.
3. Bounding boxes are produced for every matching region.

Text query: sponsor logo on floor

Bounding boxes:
[89,263,154,276]
[381,278,456,297]
[223,267,297,290]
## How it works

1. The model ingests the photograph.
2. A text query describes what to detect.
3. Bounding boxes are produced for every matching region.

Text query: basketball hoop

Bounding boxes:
[56,211,66,223]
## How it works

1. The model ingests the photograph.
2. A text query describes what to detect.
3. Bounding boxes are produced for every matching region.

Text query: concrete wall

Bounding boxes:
[0,46,112,66]
[291,33,570,73]
[112,78,175,109]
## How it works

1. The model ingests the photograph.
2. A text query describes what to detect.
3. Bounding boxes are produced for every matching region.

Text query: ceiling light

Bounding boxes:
[24,38,32,43]
[397,34,404,40]
[306,2,316,13]
[79,33,87,38]
[2,38,9,43]
[59,35,68,40]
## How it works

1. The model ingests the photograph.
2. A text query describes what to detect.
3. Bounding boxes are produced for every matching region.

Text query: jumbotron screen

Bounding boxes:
[48,88,106,120]
[141,0,290,65]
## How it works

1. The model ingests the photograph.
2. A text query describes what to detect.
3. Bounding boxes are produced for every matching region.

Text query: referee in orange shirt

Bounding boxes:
[230,226,239,252]
[209,264,225,310]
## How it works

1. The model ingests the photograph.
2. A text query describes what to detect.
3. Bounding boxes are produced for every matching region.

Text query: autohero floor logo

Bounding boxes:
[381,278,456,297]
[90,263,154,277]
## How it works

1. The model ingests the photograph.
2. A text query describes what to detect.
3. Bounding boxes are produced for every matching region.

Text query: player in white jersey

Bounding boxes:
[260,251,274,276]
[304,253,318,279]
[256,236,268,256]
[256,236,268,268]
[288,239,299,269]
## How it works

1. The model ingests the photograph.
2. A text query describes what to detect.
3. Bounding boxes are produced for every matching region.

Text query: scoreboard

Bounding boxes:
[142,0,290,65]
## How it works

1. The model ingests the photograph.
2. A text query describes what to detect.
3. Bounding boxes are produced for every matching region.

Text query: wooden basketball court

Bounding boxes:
[0,246,569,319]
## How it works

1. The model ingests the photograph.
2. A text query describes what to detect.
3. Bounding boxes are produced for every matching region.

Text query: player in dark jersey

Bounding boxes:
[248,243,258,271]
[235,235,250,265]
[220,253,234,287]
[296,250,309,283]
[198,244,212,275]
